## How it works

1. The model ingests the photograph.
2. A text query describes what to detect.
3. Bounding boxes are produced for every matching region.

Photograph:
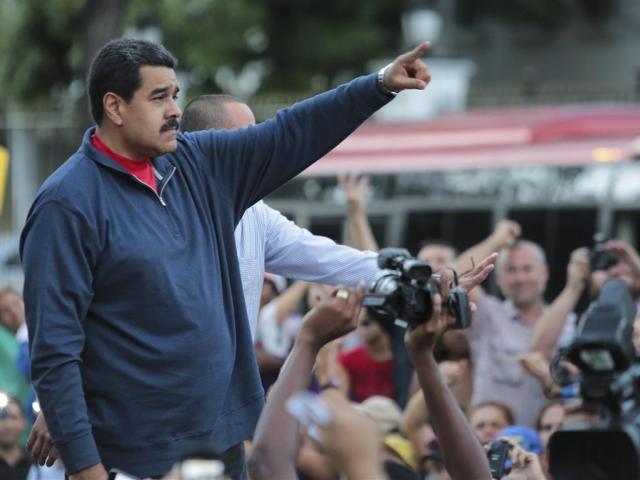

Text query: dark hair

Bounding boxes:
[180,94,245,132]
[469,401,515,426]
[535,401,565,431]
[88,37,177,124]
[0,392,25,417]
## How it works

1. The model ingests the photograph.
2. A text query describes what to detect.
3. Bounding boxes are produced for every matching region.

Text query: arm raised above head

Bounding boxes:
[186,42,432,220]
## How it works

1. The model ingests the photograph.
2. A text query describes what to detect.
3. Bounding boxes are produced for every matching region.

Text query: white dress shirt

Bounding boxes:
[234,201,379,337]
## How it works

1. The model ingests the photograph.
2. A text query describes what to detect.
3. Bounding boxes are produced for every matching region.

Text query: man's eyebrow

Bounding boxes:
[149,84,180,97]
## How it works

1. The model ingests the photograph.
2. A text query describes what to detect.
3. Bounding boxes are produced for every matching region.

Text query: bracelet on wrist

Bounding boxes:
[377,64,398,97]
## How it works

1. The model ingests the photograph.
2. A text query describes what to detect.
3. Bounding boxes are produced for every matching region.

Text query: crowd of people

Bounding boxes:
[1,36,640,480]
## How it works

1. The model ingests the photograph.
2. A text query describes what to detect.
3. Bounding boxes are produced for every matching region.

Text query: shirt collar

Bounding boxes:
[81,126,175,177]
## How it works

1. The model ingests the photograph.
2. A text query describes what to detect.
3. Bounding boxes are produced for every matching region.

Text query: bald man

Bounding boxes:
[180,94,380,334]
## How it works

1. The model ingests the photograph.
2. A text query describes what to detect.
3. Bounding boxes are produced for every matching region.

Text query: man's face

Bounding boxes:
[470,405,510,445]
[417,244,456,272]
[0,402,26,449]
[496,246,548,309]
[538,404,565,450]
[117,66,181,157]
[0,292,24,334]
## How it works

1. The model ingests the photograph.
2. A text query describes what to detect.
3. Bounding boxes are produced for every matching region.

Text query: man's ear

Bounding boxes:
[103,92,124,127]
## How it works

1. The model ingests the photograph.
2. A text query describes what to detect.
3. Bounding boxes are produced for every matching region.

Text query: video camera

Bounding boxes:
[548,278,640,480]
[362,248,471,330]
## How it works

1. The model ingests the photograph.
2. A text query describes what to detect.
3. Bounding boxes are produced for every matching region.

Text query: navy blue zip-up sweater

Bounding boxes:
[20,74,391,477]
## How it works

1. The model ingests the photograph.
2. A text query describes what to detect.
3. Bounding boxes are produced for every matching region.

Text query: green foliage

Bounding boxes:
[259,0,404,92]
[0,0,88,106]
[126,0,267,98]
[0,0,621,110]
[0,0,405,108]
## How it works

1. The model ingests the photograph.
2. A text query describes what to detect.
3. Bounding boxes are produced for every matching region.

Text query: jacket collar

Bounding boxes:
[81,126,176,178]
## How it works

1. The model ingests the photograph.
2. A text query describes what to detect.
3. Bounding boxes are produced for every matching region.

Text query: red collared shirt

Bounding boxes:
[91,134,157,192]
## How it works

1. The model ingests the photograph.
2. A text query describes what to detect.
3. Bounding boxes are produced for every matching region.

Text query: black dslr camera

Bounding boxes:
[362,248,471,330]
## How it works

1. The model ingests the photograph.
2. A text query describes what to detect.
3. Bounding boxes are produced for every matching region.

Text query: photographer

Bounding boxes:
[486,438,545,480]
[403,269,490,480]
[250,266,492,480]
[530,239,640,358]
[0,393,31,480]
[249,284,365,480]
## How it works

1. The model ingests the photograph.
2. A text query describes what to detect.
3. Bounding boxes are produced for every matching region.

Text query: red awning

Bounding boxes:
[302,105,640,176]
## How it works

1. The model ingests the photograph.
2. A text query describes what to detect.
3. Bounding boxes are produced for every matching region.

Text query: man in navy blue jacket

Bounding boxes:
[20,37,431,480]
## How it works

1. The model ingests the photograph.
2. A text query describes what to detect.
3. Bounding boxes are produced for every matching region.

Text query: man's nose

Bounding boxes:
[168,98,181,118]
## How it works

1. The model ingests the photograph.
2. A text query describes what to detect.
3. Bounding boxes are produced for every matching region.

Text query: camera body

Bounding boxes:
[590,232,618,271]
[363,248,471,330]
[487,440,512,479]
[548,279,640,480]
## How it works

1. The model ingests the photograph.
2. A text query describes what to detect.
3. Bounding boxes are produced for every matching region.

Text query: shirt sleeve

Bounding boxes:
[468,290,494,343]
[20,201,101,474]
[261,203,379,287]
[185,73,392,221]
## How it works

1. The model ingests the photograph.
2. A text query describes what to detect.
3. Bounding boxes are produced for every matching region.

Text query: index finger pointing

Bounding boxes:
[396,41,431,63]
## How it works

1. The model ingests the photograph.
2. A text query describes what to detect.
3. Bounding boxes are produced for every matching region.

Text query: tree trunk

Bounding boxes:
[76,0,125,129]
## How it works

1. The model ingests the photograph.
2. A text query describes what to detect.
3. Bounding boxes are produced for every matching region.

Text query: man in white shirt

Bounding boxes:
[179,94,380,335]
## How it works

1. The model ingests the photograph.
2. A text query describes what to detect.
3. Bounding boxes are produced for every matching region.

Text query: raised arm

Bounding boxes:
[266,281,310,325]
[261,202,379,287]
[400,389,431,463]
[20,201,107,480]
[187,43,432,220]
[452,220,520,281]
[248,286,364,480]
[338,173,379,252]
[529,247,588,357]
[405,272,491,480]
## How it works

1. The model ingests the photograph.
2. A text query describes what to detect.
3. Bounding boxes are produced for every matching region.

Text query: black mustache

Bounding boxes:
[161,118,180,132]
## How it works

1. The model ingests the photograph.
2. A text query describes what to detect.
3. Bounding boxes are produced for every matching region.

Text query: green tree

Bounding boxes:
[0,0,406,114]
[0,0,124,119]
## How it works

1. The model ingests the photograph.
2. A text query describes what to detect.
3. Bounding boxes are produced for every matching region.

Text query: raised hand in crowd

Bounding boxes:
[315,389,388,480]
[456,252,498,294]
[405,270,491,480]
[565,247,590,294]
[605,239,640,279]
[338,173,370,217]
[491,220,522,250]
[452,219,521,282]
[338,173,379,252]
[248,284,364,480]
[529,247,589,358]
